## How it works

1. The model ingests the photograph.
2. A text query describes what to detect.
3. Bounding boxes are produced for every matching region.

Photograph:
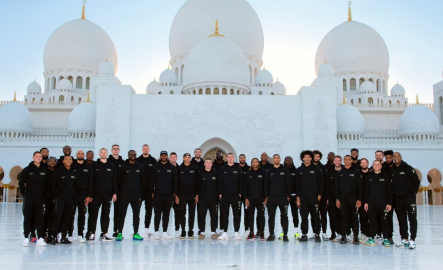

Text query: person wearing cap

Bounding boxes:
[177,153,200,239]
[151,151,178,240]
[212,150,226,235]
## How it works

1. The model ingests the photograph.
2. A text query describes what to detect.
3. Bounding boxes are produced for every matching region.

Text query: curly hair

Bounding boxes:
[300,150,314,161]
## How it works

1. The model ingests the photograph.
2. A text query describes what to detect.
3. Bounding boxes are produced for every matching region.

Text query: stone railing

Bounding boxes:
[352,102,434,110]
[0,100,81,107]
[33,126,68,134]
[365,128,399,135]
[338,137,443,146]
[0,135,94,146]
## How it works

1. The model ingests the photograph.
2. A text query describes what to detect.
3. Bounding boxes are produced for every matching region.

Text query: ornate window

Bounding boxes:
[76,76,83,89]
[350,78,356,91]
[86,77,90,90]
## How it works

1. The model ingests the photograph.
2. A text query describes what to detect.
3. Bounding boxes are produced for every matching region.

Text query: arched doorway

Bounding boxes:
[199,137,237,162]
[203,147,227,161]
[415,168,424,205]
[427,168,442,205]
[9,166,22,203]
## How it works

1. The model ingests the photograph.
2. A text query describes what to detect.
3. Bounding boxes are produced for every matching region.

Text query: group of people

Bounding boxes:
[19,145,420,250]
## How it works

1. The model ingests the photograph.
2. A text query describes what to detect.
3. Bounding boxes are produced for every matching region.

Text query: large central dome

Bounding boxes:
[169,0,264,60]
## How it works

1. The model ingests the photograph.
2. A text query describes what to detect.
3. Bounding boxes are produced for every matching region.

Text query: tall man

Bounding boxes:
[86,148,118,242]
[312,150,329,240]
[328,156,343,242]
[326,152,335,172]
[136,144,157,237]
[244,158,266,240]
[40,147,49,168]
[284,156,300,239]
[86,151,96,166]
[296,150,323,243]
[169,152,181,237]
[57,145,72,168]
[19,151,47,247]
[191,148,204,170]
[151,151,178,240]
[335,155,362,245]
[43,157,57,242]
[217,153,243,240]
[236,154,250,236]
[350,148,360,170]
[260,152,271,171]
[391,152,420,249]
[383,150,395,244]
[69,150,93,243]
[212,150,226,235]
[108,144,124,237]
[358,158,370,244]
[198,159,219,239]
[116,150,144,241]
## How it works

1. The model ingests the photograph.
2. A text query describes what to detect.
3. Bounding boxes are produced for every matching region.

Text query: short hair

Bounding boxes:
[334,155,342,161]
[312,150,323,159]
[344,155,352,159]
[300,150,314,161]
[273,154,280,158]
[142,144,149,147]
[64,156,73,161]
[360,158,369,163]
[33,151,42,156]
[373,160,382,165]
[375,150,384,155]
[170,152,177,157]
[86,150,94,154]
[384,150,394,156]
[48,156,57,163]
[128,150,136,154]
[112,144,119,148]
[328,152,335,156]
[205,158,212,161]
[350,148,359,153]
[40,147,48,152]
[63,145,71,149]
[194,148,202,153]
[227,153,234,157]
[239,154,246,158]
[100,148,108,152]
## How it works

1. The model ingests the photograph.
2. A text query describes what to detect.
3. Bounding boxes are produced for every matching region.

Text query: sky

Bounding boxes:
[0,0,442,103]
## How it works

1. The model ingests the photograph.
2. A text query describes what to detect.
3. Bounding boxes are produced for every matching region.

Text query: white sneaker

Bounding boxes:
[409,240,416,249]
[217,232,229,240]
[322,233,328,240]
[78,236,86,243]
[347,235,354,243]
[244,230,250,237]
[396,239,408,247]
[36,238,47,246]
[234,232,241,240]
[162,232,172,240]
[153,232,160,240]
[175,230,180,238]
[309,233,315,239]
[144,228,150,238]
[23,238,29,247]
[68,236,74,242]
[333,234,342,242]
[147,233,153,238]
[57,232,62,242]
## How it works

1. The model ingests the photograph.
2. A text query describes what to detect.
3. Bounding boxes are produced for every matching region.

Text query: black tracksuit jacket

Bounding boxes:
[52,165,76,200]
[212,160,226,172]
[191,158,204,171]
[72,161,93,197]
[244,169,265,200]
[136,154,157,192]
[19,162,47,198]
[118,160,143,196]
[150,161,178,195]
[265,165,291,198]
[199,169,218,201]
[364,172,393,206]
[177,163,200,196]
[108,155,124,169]
[315,162,329,199]
[218,164,243,196]
[92,160,118,195]
[286,165,297,195]
[390,161,420,198]
[335,166,363,201]
[296,163,323,197]
[44,168,56,200]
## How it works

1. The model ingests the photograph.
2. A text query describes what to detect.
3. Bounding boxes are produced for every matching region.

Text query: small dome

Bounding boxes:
[391,83,405,97]
[399,105,439,137]
[255,69,273,85]
[27,81,42,94]
[146,80,160,94]
[0,102,33,134]
[318,62,335,77]
[271,81,286,95]
[67,102,96,133]
[337,104,365,134]
[159,69,178,84]
[57,79,73,91]
[98,61,115,76]
[360,80,376,93]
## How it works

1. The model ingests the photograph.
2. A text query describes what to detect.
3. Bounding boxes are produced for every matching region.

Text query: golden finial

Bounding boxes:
[341,94,348,105]
[168,65,170,70]
[209,20,225,37]
[415,94,419,105]
[325,59,327,63]
[263,65,266,70]
[81,0,86,20]
[154,76,156,81]
[347,1,352,21]
[84,92,92,103]
[13,91,17,102]
[277,77,279,82]
[105,58,108,62]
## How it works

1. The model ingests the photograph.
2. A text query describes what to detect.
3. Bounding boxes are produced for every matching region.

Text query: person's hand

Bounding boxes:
[386,205,392,212]
[296,197,301,208]
[245,199,250,207]
[112,194,117,202]
[239,194,242,198]
[318,195,321,202]
[364,203,368,212]
[287,197,290,203]
[89,197,93,203]
[356,200,362,209]
[219,195,222,201]
[263,198,268,206]
[195,195,199,204]
[151,193,154,199]
[175,196,179,205]
[326,199,329,206]
[85,197,90,206]
[53,200,55,203]
[336,200,341,209]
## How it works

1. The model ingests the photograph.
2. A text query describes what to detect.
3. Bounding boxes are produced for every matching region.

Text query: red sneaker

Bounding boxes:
[246,232,255,240]
[30,237,37,243]
[260,232,265,241]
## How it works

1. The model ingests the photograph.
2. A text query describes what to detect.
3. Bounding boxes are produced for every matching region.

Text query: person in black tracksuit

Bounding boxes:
[364,160,393,245]
[312,150,329,239]
[136,145,157,236]
[391,152,420,247]
[327,157,343,240]
[86,149,118,241]
[212,150,226,233]
[350,148,360,170]
[108,146,124,237]
[335,155,363,244]
[57,145,73,168]
[284,157,299,238]
[198,159,219,237]
[51,156,76,245]
[86,151,96,166]
[19,152,47,244]
[265,154,291,242]
[244,158,266,240]
[260,152,271,172]
[69,151,93,241]
[151,151,178,238]
[326,152,335,172]
[359,159,371,240]
[177,153,200,238]
[236,154,251,234]
[296,150,323,242]
[383,150,395,243]
[43,157,57,241]
[168,153,181,235]
[218,153,243,239]
[117,151,144,238]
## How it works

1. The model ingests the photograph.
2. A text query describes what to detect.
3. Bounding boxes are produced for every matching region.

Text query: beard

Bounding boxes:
[216,156,223,161]
[351,156,358,161]
[77,157,84,161]
[42,156,48,160]
[240,161,245,164]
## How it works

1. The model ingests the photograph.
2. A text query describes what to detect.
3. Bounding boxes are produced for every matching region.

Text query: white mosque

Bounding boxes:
[0,0,442,204]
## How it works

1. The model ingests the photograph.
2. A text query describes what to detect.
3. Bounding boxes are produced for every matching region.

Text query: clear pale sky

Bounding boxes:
[0,0,442,103]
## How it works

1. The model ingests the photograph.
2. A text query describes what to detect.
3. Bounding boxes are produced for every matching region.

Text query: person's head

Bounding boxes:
[183,153,191,163]
[47,156,57,169]
[344,155,352,167]
[99,148,108,159]
[128,150,137,161]
[76,150,85,160]
[372,160,382,173]
[33,151,42,163]
[63,155,73,168]
[260,152,268,162]
[142,144,150,155]
[327,152,335,162]
[227,153,234,164]
[63,145,72,156]
[204,158,213,170]
[350,148,359,160]
[239,154,246,164]
[40,148,49,159]
[111,144,120,156]
[300,150,314,165]
[169,152,177,164]
[360,158,369,169]
[384,150,394,164]
[313,150,322,163]
[251,158,260,170]
[86,151,94,161]
[194,148,202,159]
[375,150,384,162]
[333,155,342,167]
[284,156,293,168]
[216,150,223,161]
[393,152,402,164]
[160,151,168,162]
[272,154,281,165]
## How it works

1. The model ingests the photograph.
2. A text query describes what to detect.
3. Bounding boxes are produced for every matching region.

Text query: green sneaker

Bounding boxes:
[294,232,300,240]
[132,233,143,241]
[404,241,410,248]
[278,232,284,240]
[116,233,123,241]
[364,238,376,246]
[383,238,390,247]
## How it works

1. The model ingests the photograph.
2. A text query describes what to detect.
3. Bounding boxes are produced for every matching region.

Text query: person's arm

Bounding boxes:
[195,170,201,198]
[317,167,323,197]
[19,168,27,195]
[264,170,270,198]
[335,172,340,202]
[356,170,363,202]
[364,175,369,205]
[323,167,329,198]
[218,168,223,199]
[296,169,301,198]
[172,166,179,196]
[387,174,393,206]
[244,173,250,200]
[87,165,94,198]
[150,165,156,195]
[112,167,118,198]
[238,167,243,197]
[117,164,125,194]
[409,166,420,194]
[285,170,291,198]
[52,170,59,201]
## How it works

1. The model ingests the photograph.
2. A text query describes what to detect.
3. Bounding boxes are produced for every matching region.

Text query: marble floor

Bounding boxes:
[0,203,441,269]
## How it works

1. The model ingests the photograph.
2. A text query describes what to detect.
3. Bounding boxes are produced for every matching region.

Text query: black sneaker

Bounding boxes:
[100,233,114,242]
[299,235,308,242]
[60,237,72,244]
[51,237,59,246]
[188,231,194,239]
[389,238,394,245]
[180,231,186,239]
[282,235,289,242]
[340,237,347,244]
[329,235,336,241]
[314,234,321,243]
[354,237,359,245]
[255,231,260,238]
[246,232,255,240]
[112,232,118,238]
[46,235,53,243]
[266,235,276,241]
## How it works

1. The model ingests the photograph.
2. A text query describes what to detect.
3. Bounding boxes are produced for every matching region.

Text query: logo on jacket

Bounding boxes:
[149,164,153,166]
[212,177,216,180]
[291,173,295,176]
[83,169,88,172]
[30,173,34,175]
[62,176,65,178]
[233,171,237,174]
[71,176,75,179]
[167,170,171,173]
[310,171,315,174]
[107,169,111,171]
[258,175,263,178]
[136,170,140,173]
[280,172,285,175]
[380,178,385,181]
[190,171,194,173]
[350,174,354,177]
[40,172,45,175]
[400,172,405,175]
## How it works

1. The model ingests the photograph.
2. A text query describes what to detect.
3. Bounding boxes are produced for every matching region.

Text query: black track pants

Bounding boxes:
[300,196,320,235]
[220,195,241,232]
[267,196,289,235]
[198,198,218,232]
[394,194,417,241]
